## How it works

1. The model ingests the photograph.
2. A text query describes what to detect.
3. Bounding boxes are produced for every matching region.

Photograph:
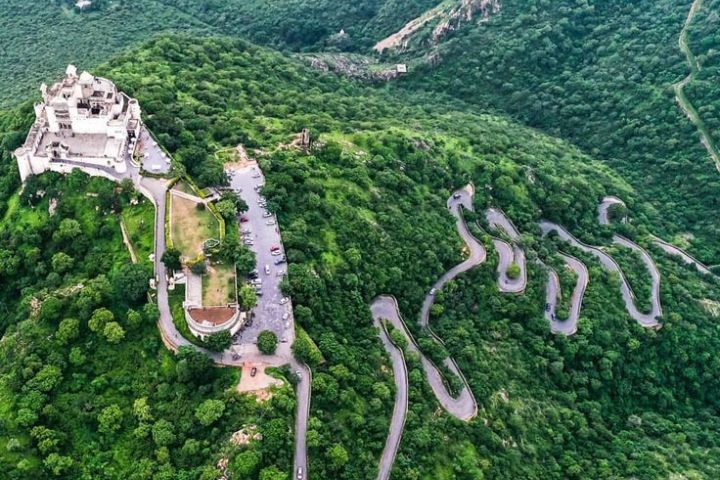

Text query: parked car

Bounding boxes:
[270,245,281,251]
[271,250,282,256]
[250,367,257,377]
[453,193,462,199]
[297,466,304,479]
[429,288,437,295]
[282,313,290,321]
[240,216,249,223]
[274,256,286,265]
[248,269,259,279]
[264,264,270,275]
[262,212,272,218]
[265,220,276,226]
[279,297,289,305]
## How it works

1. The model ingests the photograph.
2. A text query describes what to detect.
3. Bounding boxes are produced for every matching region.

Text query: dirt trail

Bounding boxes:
[674,0,720,172]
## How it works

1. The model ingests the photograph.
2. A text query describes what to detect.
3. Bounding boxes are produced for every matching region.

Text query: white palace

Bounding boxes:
[14,65,141,181]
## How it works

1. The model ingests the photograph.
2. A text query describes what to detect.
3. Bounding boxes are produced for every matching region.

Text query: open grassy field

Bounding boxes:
[121,199,155,263]
[202,262,237,306]
[170,193,218,258]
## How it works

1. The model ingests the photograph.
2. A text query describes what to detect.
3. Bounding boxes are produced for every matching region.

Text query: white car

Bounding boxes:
[429,288,437,295]
[282,313,290,321]
[271,250,282,256]
[264,264,270,275]
[262,212,272,218]
[279,297,289,305]
[266,220,276,226]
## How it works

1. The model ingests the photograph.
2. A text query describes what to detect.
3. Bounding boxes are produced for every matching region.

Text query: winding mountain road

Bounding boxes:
[540,221,662,327]
[599,196,712,276]
[370,307,409,480]
[485,208,527,293]
[544,254,588,336]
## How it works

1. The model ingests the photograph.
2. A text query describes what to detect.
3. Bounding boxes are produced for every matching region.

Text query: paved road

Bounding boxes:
[540,221,662,327]
[651,235,713,276]
[419,185,486,328]
[370,301,409,480]
[544,254,588,336]
[485,208,526,293]
[597,196,627,226]
[371,296,477,421]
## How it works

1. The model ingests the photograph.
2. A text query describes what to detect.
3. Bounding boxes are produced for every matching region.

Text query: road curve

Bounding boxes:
[597,196,627,226]
[599,196,712,276]
[540,221,662,327]
[419,185,487,328]
[650,235,713,276]
[371,296,477,421]
[485,208,527,293]
[544,254,589,336]
[370,299,410,480]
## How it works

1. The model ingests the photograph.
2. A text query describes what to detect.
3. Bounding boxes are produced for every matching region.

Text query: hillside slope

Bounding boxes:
[2,35,719,479]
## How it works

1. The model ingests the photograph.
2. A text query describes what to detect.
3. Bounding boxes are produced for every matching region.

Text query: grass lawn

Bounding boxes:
[170,193,218,258]
[202,262,237,306]
[121,200,155,263]
[173,180,196,196]
[168,285,205,347]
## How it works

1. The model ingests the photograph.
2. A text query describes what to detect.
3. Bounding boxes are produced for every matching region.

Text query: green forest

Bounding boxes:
[2,1,720,479]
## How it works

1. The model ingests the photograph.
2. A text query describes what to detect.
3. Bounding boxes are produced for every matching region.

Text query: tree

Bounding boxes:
[126,309,142,329]
[112,263,151,304]
[89,308,113,332]
[257,330,278,354]
[230,450,260,477]
[51,252,74,274]
[190,260,208,276]
[161,247,182,272]
[152,419,176,447]
[239,284,258,310]
[103,321,126,343]
[195,399,226,426]
[507,262,521,280]
[259,465,287,480]
[98,405,123,434]
[327,443,349,470]
[53,219,81,243]
[292,330,322,366]
[56,318,80,344]
[205,331,232,352]
[214,199,237,219]
[44,453,73,476]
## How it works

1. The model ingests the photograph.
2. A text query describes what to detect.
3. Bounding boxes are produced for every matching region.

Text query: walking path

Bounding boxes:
[674,0,720,172]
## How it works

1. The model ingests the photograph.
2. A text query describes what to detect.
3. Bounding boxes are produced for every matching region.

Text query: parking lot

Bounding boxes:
[227,164,295,347]
[138,127,172,174]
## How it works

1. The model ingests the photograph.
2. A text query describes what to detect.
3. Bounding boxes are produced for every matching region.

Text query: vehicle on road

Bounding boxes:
[271,250,282,256]
[266,220,276,226]
[545,303,551,311]
[274,256,286,264]
[240,216,249,223]
[297,467,304,479]
[262,211,272,218]
[248,269,259,279]
[250,367,257,377]
[243,240,254,246]
[270,245,280,252]
[264,264,270,275]
[453,193,462,199]
[279,297,289,305]
[282,313,290,321]
[430,288,437,295]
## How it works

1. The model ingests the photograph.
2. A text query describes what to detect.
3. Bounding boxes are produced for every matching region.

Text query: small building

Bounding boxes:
[396,64,408,74]
[14,65,142,182]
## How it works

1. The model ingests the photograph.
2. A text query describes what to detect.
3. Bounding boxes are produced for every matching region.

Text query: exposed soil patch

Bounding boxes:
[188,306,237,325]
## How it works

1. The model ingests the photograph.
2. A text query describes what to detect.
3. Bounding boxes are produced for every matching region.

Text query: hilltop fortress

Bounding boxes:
[14,65,141,181]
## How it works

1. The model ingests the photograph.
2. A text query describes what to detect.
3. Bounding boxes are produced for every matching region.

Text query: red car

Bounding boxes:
[240,216,249,223]
[270,245,281,252]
